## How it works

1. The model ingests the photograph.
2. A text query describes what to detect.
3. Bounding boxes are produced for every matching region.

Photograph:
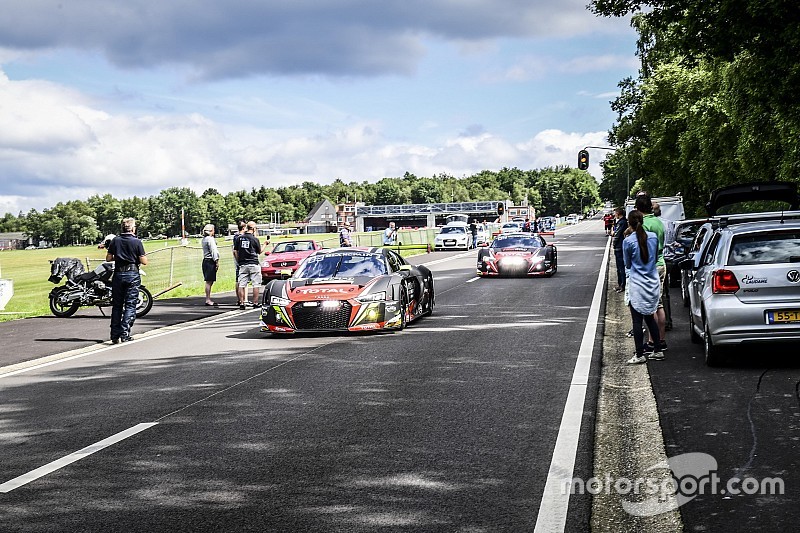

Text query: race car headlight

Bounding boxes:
[270,296,291,306]
[357,291,386,303]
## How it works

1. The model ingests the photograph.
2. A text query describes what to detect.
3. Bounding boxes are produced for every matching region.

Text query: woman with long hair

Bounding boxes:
[623,210,662,364]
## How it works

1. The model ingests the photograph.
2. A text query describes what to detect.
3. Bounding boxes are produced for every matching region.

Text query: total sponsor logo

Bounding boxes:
[294,287,357,294]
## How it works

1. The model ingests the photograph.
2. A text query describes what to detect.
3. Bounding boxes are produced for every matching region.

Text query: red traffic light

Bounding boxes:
[578,150,589,170]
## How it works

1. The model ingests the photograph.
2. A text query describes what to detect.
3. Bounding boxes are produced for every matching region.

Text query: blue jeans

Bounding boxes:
[111,271,141,340]
[630,306,660,356]
[614,247,625,288]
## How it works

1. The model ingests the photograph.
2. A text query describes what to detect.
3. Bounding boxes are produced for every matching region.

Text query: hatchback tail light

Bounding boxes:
[712,269,740,294]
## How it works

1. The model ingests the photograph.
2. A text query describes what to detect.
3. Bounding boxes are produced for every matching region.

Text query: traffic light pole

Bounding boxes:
[581,145,631,200]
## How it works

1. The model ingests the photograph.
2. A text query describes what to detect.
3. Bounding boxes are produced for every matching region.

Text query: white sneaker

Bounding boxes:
[626,354,647,365]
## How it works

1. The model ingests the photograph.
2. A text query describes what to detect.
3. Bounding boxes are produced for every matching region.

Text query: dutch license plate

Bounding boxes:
[766,309,800,324]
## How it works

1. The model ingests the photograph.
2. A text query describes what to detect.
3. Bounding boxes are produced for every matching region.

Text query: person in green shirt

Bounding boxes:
[635,193,667,354]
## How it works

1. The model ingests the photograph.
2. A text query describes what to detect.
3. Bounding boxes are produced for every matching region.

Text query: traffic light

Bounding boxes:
[496,202,505,216]
[578,149,589,170]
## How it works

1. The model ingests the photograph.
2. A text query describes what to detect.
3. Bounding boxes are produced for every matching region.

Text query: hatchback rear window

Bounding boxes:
[728,232,800,265]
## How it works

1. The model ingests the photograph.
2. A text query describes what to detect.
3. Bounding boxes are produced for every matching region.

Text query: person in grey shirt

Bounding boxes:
[201,224,220,306]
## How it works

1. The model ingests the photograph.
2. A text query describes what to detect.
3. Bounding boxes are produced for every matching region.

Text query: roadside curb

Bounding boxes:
[591,250,683,531]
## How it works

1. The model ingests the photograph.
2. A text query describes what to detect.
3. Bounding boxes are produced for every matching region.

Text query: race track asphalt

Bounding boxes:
[0,228,607,532]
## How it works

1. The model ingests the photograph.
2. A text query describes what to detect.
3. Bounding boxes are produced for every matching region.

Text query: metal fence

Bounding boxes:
[87,245,237,297]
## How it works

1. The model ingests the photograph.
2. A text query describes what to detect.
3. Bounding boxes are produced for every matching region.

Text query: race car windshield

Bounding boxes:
[295,253,388,278]
[492,236,543,249]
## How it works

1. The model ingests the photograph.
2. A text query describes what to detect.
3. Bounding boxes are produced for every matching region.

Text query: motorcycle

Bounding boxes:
[48,257,153,318]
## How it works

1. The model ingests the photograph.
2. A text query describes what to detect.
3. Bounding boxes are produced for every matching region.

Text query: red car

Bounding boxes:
[261,240,322,282]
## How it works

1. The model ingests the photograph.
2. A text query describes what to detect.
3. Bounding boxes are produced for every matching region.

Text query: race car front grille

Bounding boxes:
[292,301,353,330]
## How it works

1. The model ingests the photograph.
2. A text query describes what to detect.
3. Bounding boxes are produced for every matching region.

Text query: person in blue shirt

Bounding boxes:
[106,217,147,344]
[623,210,663,364]
[383,222,397,245]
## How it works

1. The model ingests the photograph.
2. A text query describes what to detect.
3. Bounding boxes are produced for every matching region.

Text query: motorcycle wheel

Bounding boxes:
[49,287,80,317]
[135,286,154,318]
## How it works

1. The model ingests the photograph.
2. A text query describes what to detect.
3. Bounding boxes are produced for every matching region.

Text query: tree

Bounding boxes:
[592,0,800,215]
[374,178,410,205]
[151,187,202,236]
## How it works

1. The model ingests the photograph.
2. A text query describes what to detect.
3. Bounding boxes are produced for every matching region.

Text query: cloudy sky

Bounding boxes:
[0,0,637,215]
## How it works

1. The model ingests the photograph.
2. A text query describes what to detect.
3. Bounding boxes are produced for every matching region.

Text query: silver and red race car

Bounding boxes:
[476,232,558,277]
[261,247,434,333]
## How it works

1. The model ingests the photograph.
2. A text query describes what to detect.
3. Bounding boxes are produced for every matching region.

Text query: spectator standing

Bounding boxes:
[623,210,662,364]
[612,207,628,292]
[636,194,668,353]
[201,224,219,306]
[383,222,397,246]
[106,217,148,344]
[232,219,246,306]
[522,218,531,232]
[603,212,614,236]
[339,222,353,247]
[469,219,479,247]
[234,221,262,309]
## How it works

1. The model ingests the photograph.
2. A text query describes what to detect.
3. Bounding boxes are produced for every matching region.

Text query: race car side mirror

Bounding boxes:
[678,258,696,271]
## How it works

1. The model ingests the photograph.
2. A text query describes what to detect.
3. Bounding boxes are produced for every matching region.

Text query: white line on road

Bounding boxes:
[420,250,474,267]
[0,423,158,493]
[466,277,481,283]
[534,237,610,532]
[0,310,248,379]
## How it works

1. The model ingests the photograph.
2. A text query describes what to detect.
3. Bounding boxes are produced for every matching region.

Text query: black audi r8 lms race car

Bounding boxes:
[476,232,558,277]
[261,247,434,334]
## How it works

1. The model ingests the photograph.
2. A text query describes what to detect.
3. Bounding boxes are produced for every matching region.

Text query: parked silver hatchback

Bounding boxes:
[686,219,800,365]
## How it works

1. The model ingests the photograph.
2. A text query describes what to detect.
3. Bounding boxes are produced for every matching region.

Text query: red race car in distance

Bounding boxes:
[261,240,322,282]
[476,232,558,277]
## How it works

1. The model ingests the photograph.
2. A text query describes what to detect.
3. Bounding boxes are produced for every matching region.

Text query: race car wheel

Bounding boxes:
[544,248,557,277]
[423,280,435,316]
[398,284,409,330]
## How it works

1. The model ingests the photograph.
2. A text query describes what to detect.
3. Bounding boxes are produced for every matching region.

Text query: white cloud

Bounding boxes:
[0,0,627,80]
[0,71,610,214]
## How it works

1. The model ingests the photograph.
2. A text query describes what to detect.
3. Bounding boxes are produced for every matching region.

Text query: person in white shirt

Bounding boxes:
[201,224,220,306]
[383,222,397,245]
[339,222,353,247]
